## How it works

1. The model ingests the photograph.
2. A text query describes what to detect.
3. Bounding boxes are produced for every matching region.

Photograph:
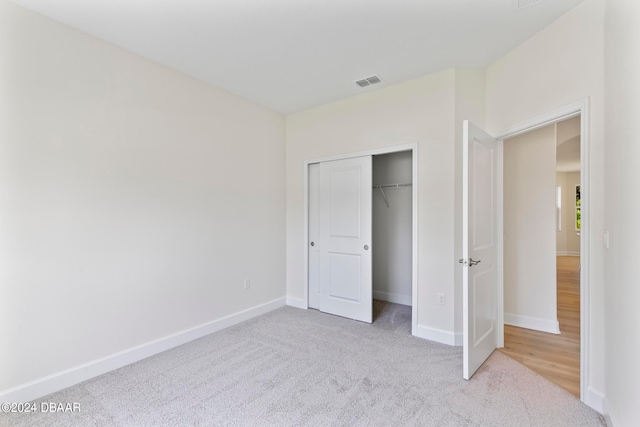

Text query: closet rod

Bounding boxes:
[372,183,412,189]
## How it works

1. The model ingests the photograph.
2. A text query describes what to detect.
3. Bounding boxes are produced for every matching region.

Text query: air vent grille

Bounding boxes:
[366,76,381,85]
[355,75,381,88]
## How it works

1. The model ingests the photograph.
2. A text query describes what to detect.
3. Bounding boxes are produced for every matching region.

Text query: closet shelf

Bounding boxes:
[372,183,412,189]
[374,183,412,208]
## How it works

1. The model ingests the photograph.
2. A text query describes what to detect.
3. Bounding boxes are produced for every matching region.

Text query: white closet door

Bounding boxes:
[319,156,372,323]
[462,120,499,380]
[308,163,320,310]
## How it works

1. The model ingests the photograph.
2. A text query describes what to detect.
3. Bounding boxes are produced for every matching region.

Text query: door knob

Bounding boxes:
[364,245,369,250]
[310,242,314,246]
[469,258,481,266]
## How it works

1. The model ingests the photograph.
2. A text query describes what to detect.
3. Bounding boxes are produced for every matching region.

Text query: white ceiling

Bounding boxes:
[10,0,586,114]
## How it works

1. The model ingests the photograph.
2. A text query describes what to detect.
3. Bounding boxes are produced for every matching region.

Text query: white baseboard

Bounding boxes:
[603,397,618,426]
[286,296,307,309]
[557,251,580,256]
[583,386,604,414]
[504,313,560,334]
[452,331,462,346]
[0,297,286,403]
[603,412,615,427]
[373,290,412,306]
[413,324,461,346]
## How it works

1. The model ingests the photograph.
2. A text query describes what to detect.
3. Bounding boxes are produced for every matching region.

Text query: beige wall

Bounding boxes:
[556,116,581,146]
[486,0,606,404]
[504,125,558,332]
[556,172,581,255]
[604,0,640,425]
[0,0,286,393]
[286,70,459,340]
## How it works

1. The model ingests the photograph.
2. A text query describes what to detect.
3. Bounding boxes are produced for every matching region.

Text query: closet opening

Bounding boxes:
[306,148,414,335]
[371,151,413,333]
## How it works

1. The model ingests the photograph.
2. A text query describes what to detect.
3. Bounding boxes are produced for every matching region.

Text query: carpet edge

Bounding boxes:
[0,297,287,403]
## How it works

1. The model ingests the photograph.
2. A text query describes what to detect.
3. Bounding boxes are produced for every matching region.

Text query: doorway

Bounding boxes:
[492,99,590,402]
[497,115,582,397]
[304,144,418,334]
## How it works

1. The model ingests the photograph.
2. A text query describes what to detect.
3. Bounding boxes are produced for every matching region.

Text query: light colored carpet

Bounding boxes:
[3,304,605,426]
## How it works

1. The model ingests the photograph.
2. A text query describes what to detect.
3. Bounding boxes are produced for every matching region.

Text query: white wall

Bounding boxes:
[286,69,459,342]
[604,0,640,425]
[485,0,606,405]
[2,0,631,417]
[372,152,412,306]
[556,172,581,255]
[0,0,286,395]
[504,125,559,333]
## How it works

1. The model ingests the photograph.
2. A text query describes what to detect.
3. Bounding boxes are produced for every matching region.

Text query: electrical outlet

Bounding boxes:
[438,293,445,305]
[244,279,250,290]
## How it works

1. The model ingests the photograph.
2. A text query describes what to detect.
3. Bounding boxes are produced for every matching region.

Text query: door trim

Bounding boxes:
[303,143,419,335]
[493,98,591,405]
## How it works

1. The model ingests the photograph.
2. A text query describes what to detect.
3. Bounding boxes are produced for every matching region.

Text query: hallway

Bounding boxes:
[498,256,580,397]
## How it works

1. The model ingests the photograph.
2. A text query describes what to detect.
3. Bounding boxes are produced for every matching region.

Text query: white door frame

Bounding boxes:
[303,143,419,335]
[493,98,591,404]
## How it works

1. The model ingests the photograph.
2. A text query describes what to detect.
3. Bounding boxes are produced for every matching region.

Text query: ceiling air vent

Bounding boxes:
[355,75,381,88]
[513,0,546,10]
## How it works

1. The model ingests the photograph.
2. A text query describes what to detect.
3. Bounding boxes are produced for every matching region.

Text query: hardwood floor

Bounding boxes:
[498,256,581,397]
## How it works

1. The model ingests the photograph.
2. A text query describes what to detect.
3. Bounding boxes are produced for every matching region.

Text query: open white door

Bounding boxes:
[319,156,372,323]
[462,120,498,380]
